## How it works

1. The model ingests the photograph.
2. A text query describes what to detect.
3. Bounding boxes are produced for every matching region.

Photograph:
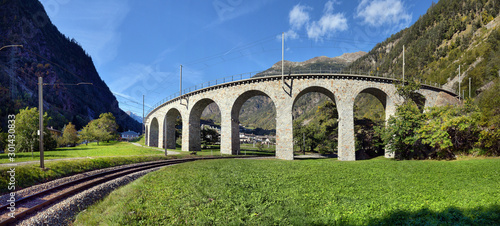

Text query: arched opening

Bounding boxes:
[231,90,276,156]
[410,92,426,112]
[164,108,182,154]
[292,87,338,158]
[149,117,159,147]
[189,99,221,154]
[353,88,387,160]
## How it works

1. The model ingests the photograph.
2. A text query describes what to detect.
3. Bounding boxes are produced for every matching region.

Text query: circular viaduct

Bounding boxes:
[144,73,457,161]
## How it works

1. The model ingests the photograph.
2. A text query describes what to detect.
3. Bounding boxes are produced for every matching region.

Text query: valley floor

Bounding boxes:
[74,157,500,225]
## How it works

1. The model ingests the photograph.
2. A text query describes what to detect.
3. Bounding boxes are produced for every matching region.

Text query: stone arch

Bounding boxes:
[230,90,277,154]
[292,86,338,155]
[149,117,159,147]
[164,108,182,151]
[292,86,337,109]
[188,98,220,152]
[358,88,388,109]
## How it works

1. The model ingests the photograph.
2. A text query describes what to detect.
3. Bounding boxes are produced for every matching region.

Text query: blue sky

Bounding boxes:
[40,0,435,116]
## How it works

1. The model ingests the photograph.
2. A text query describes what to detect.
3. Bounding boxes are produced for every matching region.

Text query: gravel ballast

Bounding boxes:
[15,165,166,225]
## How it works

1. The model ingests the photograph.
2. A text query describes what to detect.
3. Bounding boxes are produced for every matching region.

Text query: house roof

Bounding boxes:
[121,130,139,136]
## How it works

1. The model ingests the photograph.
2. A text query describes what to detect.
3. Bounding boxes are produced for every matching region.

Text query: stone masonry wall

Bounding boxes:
[144,75,456,161]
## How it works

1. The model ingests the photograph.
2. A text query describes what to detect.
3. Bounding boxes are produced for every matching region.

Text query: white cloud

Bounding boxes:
[289,4,311,29]
[356,0,411,28]
[283,1,348,42]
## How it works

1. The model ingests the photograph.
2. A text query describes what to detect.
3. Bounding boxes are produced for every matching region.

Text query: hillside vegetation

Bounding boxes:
[0,0,141,132]
[348,0,500,95]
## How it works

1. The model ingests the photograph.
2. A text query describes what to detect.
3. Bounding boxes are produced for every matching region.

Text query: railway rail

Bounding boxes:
[0,156,256,225]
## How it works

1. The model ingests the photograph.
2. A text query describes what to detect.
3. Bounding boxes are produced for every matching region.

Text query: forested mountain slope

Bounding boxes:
[348,0,500,96]
[203,0,500,132]
[0,0,141,132]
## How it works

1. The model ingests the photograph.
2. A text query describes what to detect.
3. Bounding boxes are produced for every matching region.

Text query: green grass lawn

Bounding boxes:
[164,143,276,157]
[0,141,176,194]
[74,157,500,225]
[0,141,164,164]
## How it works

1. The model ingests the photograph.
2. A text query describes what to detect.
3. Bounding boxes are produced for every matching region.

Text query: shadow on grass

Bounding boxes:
[239,149,275,156]
[367,205,500,225]
[293,152,338,160]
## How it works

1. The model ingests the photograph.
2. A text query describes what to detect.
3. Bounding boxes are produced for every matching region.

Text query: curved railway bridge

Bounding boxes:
[145,73,458,161]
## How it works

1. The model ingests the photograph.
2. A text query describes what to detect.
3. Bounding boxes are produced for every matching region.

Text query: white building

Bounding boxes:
[121,130,139,140]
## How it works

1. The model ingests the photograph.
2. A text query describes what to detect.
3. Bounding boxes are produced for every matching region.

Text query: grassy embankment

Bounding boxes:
[0,140,175,194]
[0,141,164,164]
[75,157,500,225]
[0,137,274,194]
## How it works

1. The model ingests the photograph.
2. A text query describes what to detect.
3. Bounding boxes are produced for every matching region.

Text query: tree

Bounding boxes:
[79,113,118,145]
[60,122,78,147]
[95,112,118,143]
[379,79,429,160]
[15,107,55,153]
[419,101,481,159]
[200,126,219,149]
[0,129,6,152]
[78,123,94,146]
[382,101,426,159]
[293,101,338,154]
[478,79,500,156]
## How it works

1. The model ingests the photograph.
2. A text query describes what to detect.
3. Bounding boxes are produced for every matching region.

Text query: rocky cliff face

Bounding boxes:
[0,0,141,132]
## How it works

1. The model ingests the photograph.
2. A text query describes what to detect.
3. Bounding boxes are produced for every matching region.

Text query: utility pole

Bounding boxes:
[164,117,167,156]
[142,95,145,135]
[458,65,461,100]
[403,45,405,85]
[303,132,305,155]
[469,77,471,99]
[282,32,284,76]
[180,65,183,96]
[281,32,285,86]
[38,76,44,169]
[37,81,92,169]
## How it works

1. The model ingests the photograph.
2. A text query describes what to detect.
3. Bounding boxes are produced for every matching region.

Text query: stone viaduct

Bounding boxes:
[144,73,457,161]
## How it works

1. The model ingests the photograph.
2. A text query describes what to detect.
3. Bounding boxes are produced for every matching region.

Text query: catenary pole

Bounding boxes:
[403,45,405,85]
[180,65,183,97]
[143,95,145,135]
[281,32,284,84]
[469,77,471,99]
[38,76,44,169]
[458,65,461,100]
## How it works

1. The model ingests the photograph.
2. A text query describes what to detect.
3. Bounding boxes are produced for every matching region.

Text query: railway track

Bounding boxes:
[0,156,248,225]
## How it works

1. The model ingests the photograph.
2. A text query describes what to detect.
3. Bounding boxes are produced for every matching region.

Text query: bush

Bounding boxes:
[419,101,481,159]
[382,101,427,160]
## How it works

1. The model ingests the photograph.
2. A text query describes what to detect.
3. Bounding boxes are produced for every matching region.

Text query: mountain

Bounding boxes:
[126,111,143,123]
[202,0,500,132]
[255,51,367,76]
[348,0,500,97]
[201,51,367,131]
[0,0,141,132]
